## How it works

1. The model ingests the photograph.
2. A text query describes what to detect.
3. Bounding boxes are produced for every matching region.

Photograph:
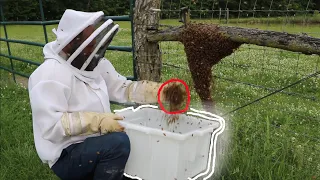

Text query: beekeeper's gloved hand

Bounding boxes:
[61,112,124,136]
[99,113,125,134]
[126,80,185,104]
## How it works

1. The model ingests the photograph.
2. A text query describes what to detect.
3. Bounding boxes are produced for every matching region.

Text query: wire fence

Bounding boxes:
[156,0,320,178]
[157,0,319,111]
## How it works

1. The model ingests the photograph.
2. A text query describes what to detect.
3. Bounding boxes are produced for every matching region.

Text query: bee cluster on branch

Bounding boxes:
[179,23,242,112]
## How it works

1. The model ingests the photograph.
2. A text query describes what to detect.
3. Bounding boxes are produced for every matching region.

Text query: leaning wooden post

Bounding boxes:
[179,7,190,27]
[133,0,162,82]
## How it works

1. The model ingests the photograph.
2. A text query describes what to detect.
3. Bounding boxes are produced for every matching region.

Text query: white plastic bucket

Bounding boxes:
[114,106,223,180]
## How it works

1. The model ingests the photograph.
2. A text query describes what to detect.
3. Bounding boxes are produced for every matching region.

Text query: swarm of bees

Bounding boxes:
[179,23,242,112]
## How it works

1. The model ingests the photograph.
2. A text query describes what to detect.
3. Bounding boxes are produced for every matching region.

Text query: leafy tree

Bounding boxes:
[0,0,130,21]
[0,0,317,21]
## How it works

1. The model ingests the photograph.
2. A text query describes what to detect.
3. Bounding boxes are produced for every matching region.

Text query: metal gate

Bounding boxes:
[0,0,137,83]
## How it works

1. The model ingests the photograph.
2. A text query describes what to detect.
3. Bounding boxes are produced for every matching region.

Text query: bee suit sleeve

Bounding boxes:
[98,58,134,103]
[29,80,123,144]
[98,58,169,104]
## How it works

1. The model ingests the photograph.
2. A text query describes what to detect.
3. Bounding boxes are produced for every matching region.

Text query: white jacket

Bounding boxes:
[28,40,133,168]
[28,9,161,168]
[28,9,135,168]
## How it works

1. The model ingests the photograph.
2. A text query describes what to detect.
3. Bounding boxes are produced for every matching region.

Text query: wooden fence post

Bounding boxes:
[133,0,162,82]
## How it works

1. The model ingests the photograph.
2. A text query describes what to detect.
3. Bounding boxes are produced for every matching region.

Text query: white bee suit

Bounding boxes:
[28,9,164,168]
[28,8,174,168]
[28,56,133,167]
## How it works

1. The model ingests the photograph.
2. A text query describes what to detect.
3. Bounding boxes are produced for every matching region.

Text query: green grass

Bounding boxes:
[1,19,320,180]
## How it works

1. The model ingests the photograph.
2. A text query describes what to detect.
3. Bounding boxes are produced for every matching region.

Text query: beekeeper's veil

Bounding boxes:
[51,9,119,72]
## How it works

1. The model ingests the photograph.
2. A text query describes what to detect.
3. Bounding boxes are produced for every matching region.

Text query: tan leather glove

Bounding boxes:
[99,114,125,134]
[61,111,124,136]
[126,80,161,104]
[126,80,186,104]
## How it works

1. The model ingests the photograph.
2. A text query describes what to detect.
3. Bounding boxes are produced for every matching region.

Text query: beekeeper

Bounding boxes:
[28,9,174,180]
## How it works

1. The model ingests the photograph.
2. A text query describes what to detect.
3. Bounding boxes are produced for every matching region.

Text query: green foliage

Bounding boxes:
[0,0,317,21]
[0,80,59,180]
[0,0,130,21]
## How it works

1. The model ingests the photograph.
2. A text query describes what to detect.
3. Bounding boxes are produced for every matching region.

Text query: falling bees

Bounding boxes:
[161,82,187,124]
[167,114,179,124]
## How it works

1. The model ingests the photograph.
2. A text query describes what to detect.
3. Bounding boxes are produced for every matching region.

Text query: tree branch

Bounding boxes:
[147,24,320,55]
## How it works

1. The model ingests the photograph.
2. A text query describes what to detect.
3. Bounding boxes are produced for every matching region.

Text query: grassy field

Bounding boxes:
[1,18,320,180]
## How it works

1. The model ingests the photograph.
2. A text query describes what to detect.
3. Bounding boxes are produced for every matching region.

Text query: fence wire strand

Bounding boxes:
[221,71,320,116]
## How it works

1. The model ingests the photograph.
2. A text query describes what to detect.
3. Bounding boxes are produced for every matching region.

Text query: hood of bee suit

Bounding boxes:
[42,9,119,83]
